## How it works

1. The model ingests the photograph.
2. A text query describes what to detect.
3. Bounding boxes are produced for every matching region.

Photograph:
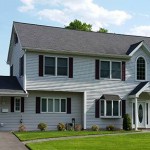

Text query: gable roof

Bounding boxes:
[0,76,27,96]
[11,22,150,57]
[129,81,149,97]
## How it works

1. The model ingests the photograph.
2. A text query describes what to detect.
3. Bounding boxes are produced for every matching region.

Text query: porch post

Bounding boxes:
[135,97,138,130]
[83,91,87,129]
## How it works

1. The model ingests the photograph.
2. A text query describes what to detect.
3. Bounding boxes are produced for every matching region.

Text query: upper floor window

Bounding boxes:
[44,57,68,76]
[100,61,121,79]
[136,57,146,80]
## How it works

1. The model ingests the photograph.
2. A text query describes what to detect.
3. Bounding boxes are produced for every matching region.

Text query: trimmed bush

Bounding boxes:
[75,124,82,131]
[18,124,26,132]
[91,125,100,131]
[37,122,47,131]
[57,123,66,131]
[106,125,115,131]
[123,114,132,130]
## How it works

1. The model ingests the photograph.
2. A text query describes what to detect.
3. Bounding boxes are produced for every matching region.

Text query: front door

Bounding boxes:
[138,102,145,128]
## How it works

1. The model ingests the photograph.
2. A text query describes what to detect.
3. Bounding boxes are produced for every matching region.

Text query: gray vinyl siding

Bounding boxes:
[10,41,24,87]
[0,91,83,131]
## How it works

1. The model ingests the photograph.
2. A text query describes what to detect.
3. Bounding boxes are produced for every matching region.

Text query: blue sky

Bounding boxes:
[1,0,150,75]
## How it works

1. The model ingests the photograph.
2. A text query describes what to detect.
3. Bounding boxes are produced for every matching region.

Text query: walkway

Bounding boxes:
[0,132,28,150]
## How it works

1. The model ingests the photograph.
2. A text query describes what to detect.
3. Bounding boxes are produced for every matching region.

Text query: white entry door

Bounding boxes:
[138,102,145,128]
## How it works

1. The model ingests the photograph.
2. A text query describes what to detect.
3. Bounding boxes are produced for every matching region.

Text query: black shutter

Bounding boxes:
[67,98,71,114]
[39,55,43,76]
[21,97,24,112]
[19,56,24,76]
[95,60,100,79]
[69,57,73,78]
[36,97,41,113]
[122,62,126,81]
[122,100,126,118]
[95,99,100,118]
[10,65,13,76]
[11,97,14,112]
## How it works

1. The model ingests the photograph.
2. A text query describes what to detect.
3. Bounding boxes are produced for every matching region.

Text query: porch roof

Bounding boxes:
[129,81,149,97]
[0,76,27,96]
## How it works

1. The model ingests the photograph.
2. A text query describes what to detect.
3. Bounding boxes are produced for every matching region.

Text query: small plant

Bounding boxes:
[106,125,115,131]
[123,114,132,131]
[18,124,26,132]
[91,125,100,131]
[57,123,66,131]
[75,124,82,131]
[37,122,47,131]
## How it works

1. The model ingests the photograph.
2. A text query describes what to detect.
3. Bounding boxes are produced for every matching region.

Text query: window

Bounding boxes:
[136,57,146,80]
[100,61,121,79]
[100,100,121,118]
[45,57,55,75]
[41,98,66,113]
[19,56,24,76]
[44,57,68,76]
[57,58,68,76]
[14,98,21,112]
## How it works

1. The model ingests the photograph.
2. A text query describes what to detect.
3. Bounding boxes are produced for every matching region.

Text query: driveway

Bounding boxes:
[0,132,28,150]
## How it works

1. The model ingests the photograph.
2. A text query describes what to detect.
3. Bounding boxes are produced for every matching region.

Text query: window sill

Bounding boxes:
[100,78,121,81]
[100,116,122,119]
[41,112,66,114]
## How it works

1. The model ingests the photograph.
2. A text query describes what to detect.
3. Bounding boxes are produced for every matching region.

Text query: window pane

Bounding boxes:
[101,100,104,116]
[45,57,55,75]
[55,99,59,112]
[57,58,68,76]
[106,101,112,116]
[137,57,145,80]
[15,98,20,111]
[100,61,110,78]
[42,98,47,112]
[61,99,66,112]
[113,101,119,116]
[48,99,53,112]
[112,62,121,79]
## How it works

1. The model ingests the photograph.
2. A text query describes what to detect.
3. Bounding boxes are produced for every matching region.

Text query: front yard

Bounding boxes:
[26,133,150,150]
[14,130,128,141]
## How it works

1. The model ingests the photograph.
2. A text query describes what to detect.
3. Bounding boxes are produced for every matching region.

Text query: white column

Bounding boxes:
[83,91,87,129]
[135,97,138,130]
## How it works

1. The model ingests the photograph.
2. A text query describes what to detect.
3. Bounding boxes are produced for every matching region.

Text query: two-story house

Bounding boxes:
[0,22,150,131]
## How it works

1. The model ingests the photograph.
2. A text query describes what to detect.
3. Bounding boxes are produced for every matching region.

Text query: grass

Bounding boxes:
[14,130,130,141]
[26,133,150,150]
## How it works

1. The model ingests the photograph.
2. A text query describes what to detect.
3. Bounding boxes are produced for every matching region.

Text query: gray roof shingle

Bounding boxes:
[13,22,150,56]
[0,76,27,96]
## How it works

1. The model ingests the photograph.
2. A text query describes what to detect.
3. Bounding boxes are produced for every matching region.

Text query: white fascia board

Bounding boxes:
[136,82,149,97]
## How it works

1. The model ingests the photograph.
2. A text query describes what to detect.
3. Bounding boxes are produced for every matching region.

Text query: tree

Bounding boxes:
[98,28,108,33]
[65,19,92,31]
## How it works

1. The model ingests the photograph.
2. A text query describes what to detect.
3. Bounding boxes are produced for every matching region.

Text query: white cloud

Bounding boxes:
[129,26,150,37]
[18,0,35,12]
[18,0,132,30]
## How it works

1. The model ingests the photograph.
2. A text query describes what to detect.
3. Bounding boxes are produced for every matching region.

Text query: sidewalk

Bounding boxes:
[0,132,28,150]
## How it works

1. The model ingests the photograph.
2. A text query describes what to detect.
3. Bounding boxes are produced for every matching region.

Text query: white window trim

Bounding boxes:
[135,56,147,81]
[44,56,69,77]
[14,97,21,112]
[41,97,67,113]
[100,60,122,80]
[100,99,122,118]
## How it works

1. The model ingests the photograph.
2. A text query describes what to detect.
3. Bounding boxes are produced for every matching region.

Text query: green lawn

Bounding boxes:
[26,133,150,150]
[14,130,129,141]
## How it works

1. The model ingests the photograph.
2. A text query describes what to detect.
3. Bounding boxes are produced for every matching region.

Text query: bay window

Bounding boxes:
[100,100,121,118]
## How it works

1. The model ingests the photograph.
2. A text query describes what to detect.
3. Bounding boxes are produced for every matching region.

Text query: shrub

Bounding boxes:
[18,124,26,132]
[91,125,100,131]
[37,122,47,131]
[123,114,132,130]
[57,123,66,131]
[75,124,82,131]
[106,125,115,131]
